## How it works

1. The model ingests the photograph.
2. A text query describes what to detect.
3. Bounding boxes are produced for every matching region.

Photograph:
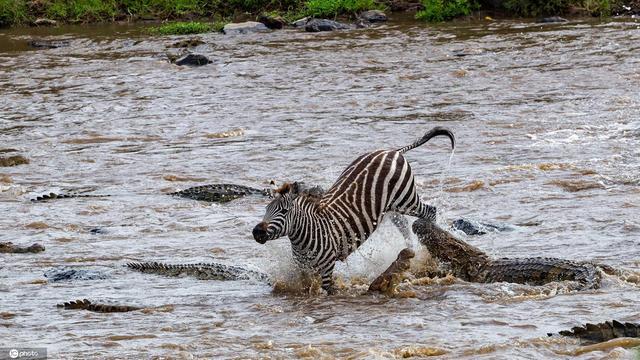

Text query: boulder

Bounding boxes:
[359,10,387,22]
[174,53,212,66]
[33,18,57,27]
[257,13,286,29]
[222,21,269,35]
[452,218,514,236]
[304,19,352,32]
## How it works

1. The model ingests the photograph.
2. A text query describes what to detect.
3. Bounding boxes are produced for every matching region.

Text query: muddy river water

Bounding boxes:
[1,15,639,359]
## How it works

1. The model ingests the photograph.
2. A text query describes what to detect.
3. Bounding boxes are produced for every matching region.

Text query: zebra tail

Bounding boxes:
[396,127,455,154]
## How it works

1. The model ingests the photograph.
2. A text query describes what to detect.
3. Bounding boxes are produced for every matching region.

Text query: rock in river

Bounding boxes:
[258,13,286,29]
[174,53,212,66]
[359,10,387,22]
[223,21,269,35]
[452,218,514,236]
[305,19,352,32]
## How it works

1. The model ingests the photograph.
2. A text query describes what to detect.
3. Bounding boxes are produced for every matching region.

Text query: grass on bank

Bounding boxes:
[0,0,385,26]
[416,0,477,21]
[149,20,225,34]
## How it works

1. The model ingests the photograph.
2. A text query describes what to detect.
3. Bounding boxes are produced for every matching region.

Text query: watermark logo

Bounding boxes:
[0,348,46,360]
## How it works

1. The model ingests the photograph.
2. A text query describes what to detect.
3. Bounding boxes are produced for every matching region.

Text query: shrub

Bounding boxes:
[305,0,381,18]
[150,21,214,34]
[0,0,27,26]
[416,0,476,22]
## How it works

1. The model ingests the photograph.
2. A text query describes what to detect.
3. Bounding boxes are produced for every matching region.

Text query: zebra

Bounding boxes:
[252,127,455,293]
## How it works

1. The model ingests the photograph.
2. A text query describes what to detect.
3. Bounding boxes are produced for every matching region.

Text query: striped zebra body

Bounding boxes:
[253,127,455,292]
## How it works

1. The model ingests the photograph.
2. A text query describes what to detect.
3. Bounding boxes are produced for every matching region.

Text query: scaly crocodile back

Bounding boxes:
[57,299,141,313]
[127,262,271,284]
[550,320,640,343]
[31,192,110,202]
[478,257,600,289]
[169,184,271,202]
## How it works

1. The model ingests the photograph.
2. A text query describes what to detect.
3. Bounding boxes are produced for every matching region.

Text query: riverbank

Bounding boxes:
[1,0,639,28]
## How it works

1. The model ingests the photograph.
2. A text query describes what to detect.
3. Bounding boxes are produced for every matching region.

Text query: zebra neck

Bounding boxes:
[288,197,331,248]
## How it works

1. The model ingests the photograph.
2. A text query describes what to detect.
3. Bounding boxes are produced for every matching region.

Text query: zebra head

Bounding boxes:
[253,182,301,244]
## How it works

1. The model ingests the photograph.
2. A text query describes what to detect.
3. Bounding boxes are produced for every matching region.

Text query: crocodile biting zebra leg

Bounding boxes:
[169,183,272,202]
[369,248,415,295]
[412,218,601,289]
[57,299,141,313]
[30,192,110,202]
[127,262,272,284]
[549,320,640,343]
[0,242,45,253]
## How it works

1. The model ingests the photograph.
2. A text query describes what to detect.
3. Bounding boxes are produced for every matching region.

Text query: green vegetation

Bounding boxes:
[150,21,214,34]
[502,0,615,16]
[0,0,26,26]
[416,0,476,21]
[305,0,382,18]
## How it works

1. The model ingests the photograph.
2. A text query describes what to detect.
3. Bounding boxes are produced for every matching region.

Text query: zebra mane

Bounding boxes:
[275,182,324,201]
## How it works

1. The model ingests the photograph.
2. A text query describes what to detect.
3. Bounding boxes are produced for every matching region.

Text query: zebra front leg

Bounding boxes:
[320,263,336,295]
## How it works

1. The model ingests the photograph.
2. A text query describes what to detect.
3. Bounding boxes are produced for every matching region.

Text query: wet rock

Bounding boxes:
[359,10,387,22]
[33,18,57,27]
[258,13,286,29]
[222,21,269,35]
[89,228,106,235]
[44,268,108,282]
[451,218,513,236]
[170,38,205,48]
[536,16,568,23]
[0,242,45,254]
[291,17,310,27]
[305,19,352,32]
[0,155,29,167]
[174,53,212,66]
[28,40,70,49]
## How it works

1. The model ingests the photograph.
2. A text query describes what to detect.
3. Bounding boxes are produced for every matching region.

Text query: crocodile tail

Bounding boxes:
[396,127,455,154]
[31,192,110,202]
[57,299,140,313]
[551,321,640,343]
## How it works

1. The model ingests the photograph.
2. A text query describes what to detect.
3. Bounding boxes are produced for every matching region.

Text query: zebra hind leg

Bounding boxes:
[389,213,413,249]
[399,200,437,223]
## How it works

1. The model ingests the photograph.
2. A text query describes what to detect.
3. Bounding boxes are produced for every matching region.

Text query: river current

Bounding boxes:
[1,15,639,359]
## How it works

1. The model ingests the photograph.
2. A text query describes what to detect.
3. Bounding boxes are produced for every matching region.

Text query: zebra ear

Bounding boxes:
[290,182,302,195]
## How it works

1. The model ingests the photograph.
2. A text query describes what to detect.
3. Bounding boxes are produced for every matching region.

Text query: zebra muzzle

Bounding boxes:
[253,222,269,244]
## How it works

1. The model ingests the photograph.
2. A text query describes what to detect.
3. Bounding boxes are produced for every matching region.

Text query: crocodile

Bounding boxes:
[30,183,272,203]
[126,262,272,284]
[368,248,415,295]
[57,299,141,313]
[412,218,603,289]
[0,242,45,253]
[549,320,640,343]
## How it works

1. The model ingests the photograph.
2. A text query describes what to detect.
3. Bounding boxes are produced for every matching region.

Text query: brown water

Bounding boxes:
[1,15,640,359]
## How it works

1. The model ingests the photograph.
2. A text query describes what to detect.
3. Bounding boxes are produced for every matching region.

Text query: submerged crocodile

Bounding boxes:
[30,183,272,203]
[0,242,45,254]
[412,219,604,289]
[549,320,640,343]
[57,299,141,313]
[127,261,272,284]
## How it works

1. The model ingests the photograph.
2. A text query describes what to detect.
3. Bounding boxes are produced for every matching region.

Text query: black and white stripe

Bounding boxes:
[253,127,455,292]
